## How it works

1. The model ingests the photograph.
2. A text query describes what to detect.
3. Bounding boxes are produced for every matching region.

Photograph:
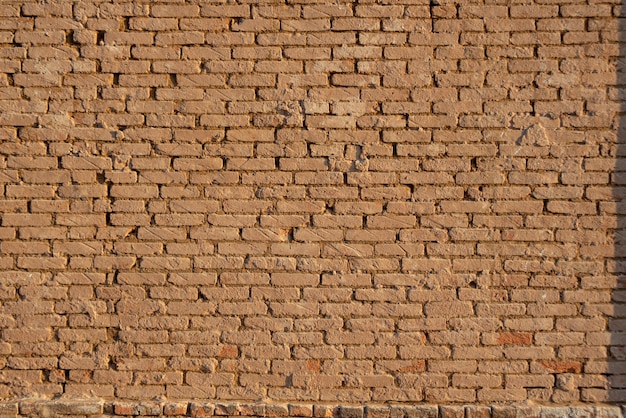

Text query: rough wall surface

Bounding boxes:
[0,0,624,411]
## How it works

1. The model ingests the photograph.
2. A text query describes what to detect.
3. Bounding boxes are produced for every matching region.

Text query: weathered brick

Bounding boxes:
[0,0,620,409]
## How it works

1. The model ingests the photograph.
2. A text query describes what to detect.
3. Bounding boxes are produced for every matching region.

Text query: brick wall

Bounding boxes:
[0,0,624,410]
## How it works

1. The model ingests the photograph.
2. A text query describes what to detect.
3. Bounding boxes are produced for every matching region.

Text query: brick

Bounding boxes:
[0,1,620,408]
[110,185,159,198]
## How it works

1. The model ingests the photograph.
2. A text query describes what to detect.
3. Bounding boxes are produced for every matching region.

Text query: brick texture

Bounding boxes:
[0,0,624,410]
[1,400,625,418]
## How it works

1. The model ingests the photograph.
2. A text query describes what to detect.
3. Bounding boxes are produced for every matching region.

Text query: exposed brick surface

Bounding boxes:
[0,0,624,411]
[2,401,625,418]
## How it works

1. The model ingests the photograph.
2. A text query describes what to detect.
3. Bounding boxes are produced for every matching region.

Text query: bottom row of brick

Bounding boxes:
[0,399,623,418]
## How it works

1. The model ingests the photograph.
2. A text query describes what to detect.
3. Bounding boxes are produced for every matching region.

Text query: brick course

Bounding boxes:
[0,0,624,412]
[1,400,625,418]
